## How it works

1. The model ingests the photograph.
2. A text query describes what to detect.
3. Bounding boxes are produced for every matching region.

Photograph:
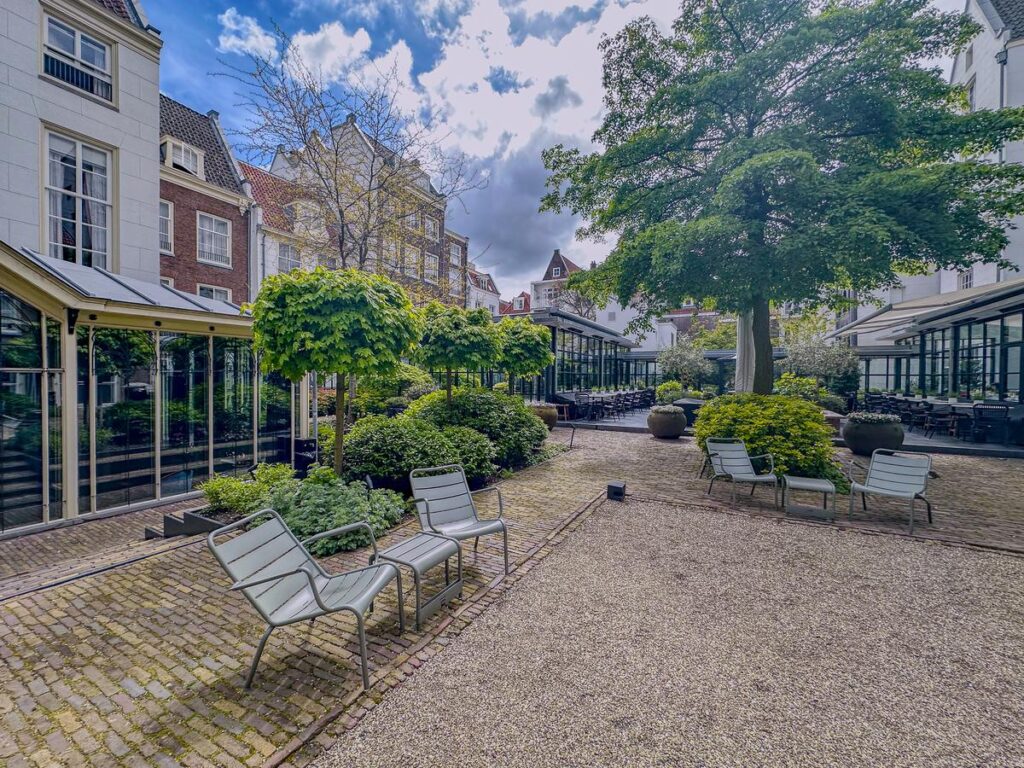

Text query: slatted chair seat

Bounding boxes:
[209,509,404,689]
[848,449,933,534]
[705,438,779,506]
[410,465,510,574]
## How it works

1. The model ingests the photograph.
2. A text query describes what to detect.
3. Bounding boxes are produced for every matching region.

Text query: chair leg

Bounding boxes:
[749,483,756,496]
[909,498,915,536]
[502,525,510,575]
[354,611,370,690]
[707,476,716,495]
[848,489,854,522]
[245,626,274,689]
[393,567,406,633]
[731,481,736,505]
[861,492,867,511]
[919,495,933,524]
[474,537,480,552]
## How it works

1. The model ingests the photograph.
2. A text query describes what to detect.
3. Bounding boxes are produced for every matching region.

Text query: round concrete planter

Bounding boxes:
[529,404,558,430]
[841,420,904,456]
[647,407,687,439]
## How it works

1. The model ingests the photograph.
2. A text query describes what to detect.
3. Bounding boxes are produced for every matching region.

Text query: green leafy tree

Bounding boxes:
[496,316,555,393]
[691,321,738,351]
[416,302,500,403]
[542,0,1024,394]
[248,267,421,473]
[657,336,713,387]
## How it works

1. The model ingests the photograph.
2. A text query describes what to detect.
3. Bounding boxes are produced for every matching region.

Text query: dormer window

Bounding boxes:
[552,267,561,277]
[161,138,204,178]
[514,297,524,310]
[965,44,973,70]
[43,16,113,102]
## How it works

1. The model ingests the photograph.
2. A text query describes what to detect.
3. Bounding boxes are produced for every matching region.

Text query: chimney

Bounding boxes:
[553,248,560,257]
[590,260,596,270]
[207,109,220,120]
[346,113,356,123]
[276,144,285,155]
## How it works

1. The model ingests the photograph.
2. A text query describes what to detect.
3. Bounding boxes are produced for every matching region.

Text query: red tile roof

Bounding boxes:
[91,0,142,27]
[499,291,530,315]
[239,162,302,233]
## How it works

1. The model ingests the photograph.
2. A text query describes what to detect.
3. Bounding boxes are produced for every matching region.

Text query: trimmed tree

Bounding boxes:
[416,302,500,404]
[249,267,421,474]
[497,316,555,393]
[542,0,1024,393]
[657,336,713,389]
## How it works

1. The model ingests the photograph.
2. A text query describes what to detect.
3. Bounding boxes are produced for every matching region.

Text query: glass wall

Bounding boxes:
[92,329,157,510]
[160,333,209,495]
[860,355,913,393]
[924,329,951,396]
[258,370,293,464]
[213,337,255,476]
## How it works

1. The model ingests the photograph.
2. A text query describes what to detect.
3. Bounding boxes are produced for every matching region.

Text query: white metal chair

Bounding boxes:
[705,438,779,506]
[208,509,404,689]
[847,449,933,534]
[410,464,509,574]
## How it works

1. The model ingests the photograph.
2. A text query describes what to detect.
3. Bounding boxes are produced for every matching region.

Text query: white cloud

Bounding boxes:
[292,21,374,82]
[217,8,278,60]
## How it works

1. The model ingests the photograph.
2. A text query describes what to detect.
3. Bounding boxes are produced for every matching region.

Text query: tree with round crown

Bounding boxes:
[497,316,555,394]
[249,267,421,473]
[416,302,500,404]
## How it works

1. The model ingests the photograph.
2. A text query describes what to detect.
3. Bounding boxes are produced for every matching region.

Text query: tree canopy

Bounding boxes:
[497,316,555,390]
[249,267,421,471]
[657,336,714,387]
[543,0,1024,393]
[416,302,501,402]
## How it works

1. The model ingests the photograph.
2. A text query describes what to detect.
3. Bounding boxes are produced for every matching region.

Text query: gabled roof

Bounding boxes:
[159,95,244,194]
[987,0,1024,40]
[90,0,146,28]
[499,291,531,315]
[542,249,582,282]
[468,268,499,295]
[240,162,302,233]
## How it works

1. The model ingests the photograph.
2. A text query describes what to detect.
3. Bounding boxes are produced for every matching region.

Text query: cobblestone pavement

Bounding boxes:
[0,430,1022,767]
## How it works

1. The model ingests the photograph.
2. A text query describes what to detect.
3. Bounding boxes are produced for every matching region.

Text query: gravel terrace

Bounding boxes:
[317,497,1024,768]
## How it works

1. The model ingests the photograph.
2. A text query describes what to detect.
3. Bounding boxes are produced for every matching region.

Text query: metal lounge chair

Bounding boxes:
[208,509,404,689]
[410,464,510,574]
[705,438,779,506]
[847,449,933,534]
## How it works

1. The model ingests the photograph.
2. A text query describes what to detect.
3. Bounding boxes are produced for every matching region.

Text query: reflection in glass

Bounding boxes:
[0,372,44,531]
[259,370,292,464]
[77,326,91,514]
[213,338,254,475]
[93,329,156,510]
[48,371,63,520]
[0,289,42,369]
[160,333,209,495]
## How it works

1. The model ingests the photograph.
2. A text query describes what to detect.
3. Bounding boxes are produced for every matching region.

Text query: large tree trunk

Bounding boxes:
[751,296,774,395]
[735,310,755,392]
[334,373,346,475]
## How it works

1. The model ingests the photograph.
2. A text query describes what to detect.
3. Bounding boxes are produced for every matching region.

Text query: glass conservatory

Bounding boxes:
[0,244,299,535]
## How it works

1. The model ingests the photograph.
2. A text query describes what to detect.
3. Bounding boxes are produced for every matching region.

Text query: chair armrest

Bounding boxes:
[748,453,775,475]
[845,460,866,485]
[230,565,330,613]
[302,521,377,560]
[471,486,504,519]
[410,497,440,532]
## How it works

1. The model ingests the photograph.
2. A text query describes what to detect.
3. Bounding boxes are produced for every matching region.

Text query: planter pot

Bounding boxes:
[647,410,687,439]
[841,420,904,456]
[529,404,558,430]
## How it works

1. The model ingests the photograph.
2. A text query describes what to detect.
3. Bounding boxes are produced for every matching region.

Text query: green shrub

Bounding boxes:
[199,463,297,515]
[317,422,335,460]
[492,381,508,393]
[405,388,547,469]
[317,388,336,417]
[355,363,437,415]
[656,381,683,404]
[775,372,848,414]
[694,393,845,488]
[442,426,497,483]
[343,415,458,493]
[269,469,405,556]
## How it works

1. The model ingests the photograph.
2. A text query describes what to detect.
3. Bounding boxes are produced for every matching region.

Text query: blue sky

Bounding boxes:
[146,0,961,298]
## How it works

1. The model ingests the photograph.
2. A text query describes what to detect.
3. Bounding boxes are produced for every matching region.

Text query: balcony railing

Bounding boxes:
[44,52,112,102]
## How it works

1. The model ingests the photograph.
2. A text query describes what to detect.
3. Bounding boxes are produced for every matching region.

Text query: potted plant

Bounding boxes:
[528,403,558,430]
[841,411,904,456]
[647,405,687,439]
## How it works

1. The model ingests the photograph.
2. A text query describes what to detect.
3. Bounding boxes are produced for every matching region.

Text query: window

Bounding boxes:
[198,284,231,302]
[425,216,440,241]
[967,77,976,112]
[425,254,439,282]
[552,267,561,278]
[161,139,203,178]
[409,247,423,278]
[514,296,524,310]
[160,277,173,288]
[197,213,231,266]
[449,242,462,265]
[43,17,113,102]
[607,311,617,322]
[450,270,463,296]
[382,239,400,269]
[278,243,300,273]
[958,268,974,291]
[406,211,420,230]
[45,132,111,268]
[159,200,173,253]
[966,44,973,70]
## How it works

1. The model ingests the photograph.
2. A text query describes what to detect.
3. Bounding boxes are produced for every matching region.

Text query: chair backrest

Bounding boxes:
[706,438,755,477]
[865,450,931,496]
[973,404,1009,422]
[208,510,320,623]
[410,465,477,531]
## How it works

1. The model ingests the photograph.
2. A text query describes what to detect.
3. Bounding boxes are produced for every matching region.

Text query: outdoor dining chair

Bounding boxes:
[410,464,510,574]
[847,449,933,534]
[208,509,404,689]
[968,404,1011,445]
[705,438,779,506]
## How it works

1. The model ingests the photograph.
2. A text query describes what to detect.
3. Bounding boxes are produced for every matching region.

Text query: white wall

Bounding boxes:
[0,0,161,282]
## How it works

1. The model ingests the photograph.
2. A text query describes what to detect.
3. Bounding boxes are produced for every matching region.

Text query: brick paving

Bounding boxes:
[0,430,1022,767]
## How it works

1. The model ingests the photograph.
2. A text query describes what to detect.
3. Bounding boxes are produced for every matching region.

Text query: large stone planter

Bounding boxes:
[841,420,904,456]
[529,404,558,430]
[647,407,687,439]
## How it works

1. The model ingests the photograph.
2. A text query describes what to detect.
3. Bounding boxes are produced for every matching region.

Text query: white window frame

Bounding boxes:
[514,296,525,310]
[958,268,974,291]
[425,253,439,283]
[967,76,976,112]
[160,276,174,288]
[382,238,400,269]
[449,242,462,265]
[159,199,173,254]
[162,138,205,178]
[552,266,561,278]
[42,15,114,103]
[425,215,440,242]
[278,242,300,273]
[406,211,420,230]
[196,212,232,267]
[197,284,231,302]
[408,246,423,278]
[44,130,112,269]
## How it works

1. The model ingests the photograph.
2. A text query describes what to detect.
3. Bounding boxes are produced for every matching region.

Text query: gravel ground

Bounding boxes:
[317,498,1024,768]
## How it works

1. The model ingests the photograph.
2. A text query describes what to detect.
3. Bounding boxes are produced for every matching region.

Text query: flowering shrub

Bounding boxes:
[656,381,683,404]
[845,411,901,424]
[650,405,685,415]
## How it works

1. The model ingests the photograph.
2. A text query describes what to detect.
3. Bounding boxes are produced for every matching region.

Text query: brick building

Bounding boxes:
[158,94,252,303]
